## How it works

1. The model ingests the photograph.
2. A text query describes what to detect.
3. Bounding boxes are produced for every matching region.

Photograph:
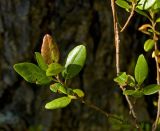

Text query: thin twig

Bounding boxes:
[153,92,160,131]
[152,21,160,131]
[120,2,136,32]
[124,92,138,119]
[121,87,139,128]
[81,99,138,128]
[111,0,139,128]
[111,0,120,74]
[82,99,124,122]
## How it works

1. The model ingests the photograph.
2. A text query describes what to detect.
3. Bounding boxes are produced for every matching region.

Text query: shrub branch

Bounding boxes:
[120,1,136,32]
[111,0,139,128]
[152,17,160,131]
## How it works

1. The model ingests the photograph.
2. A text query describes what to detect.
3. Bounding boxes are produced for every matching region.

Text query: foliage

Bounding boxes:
[114,0,160,93]
[13,0,160,130]
[114,54,160,97]
[62,45,86,79]
[14,63,52,85]
[14,34,85,109]
[45,97,71,109]
[114,0,160,130]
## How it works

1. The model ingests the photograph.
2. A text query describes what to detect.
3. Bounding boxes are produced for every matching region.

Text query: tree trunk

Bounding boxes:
[0,0,150,130]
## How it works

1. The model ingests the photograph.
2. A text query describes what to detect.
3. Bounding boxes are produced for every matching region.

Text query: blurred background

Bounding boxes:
[0,0,158,130]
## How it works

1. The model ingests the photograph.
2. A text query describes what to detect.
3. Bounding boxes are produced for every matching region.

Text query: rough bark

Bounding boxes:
[0,0,150,131]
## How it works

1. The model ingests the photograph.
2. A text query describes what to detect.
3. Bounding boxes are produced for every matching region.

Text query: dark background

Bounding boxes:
[0,0,157,130]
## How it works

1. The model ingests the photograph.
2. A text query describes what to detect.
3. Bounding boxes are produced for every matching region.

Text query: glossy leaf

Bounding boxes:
[114,72,128,86]
[46,63,64,76]
[14,62,51,85]
[41,34,60,64]
[115,0,130,10]
[137,0,156,10]
[45,97,71,109]
[63,45,86,79]
[135,54,148,85]
[143,84,160,95]
[73,89,85,98]
[123,90,144,97]
[144,39,154,52]
[50,83,67,94]
[35,52,48,71]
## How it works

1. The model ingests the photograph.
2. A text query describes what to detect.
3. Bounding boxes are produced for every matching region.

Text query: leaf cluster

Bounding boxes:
[14,34,86,110]
[114,54,160,97]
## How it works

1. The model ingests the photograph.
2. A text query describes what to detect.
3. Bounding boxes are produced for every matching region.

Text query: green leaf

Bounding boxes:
[127,75,136,87]
[143,84,160,95]
[156,18,160,23]
[73,89,85,98]
[137,0,156,10]
[116,0,130,10]
[14,62,51,85]
[144,39,154,52]
[152,0,160,10]
[123,90,144,97]
[135,54,148,85]
[135,9,149,18]
[66,88,74,95]
[35,52,48,71]
[62,45,86,79]
[50,83,67,94]
[65,88,77,99]
[63,64,82,79]
[45,97,71,109]
[114,72,128,86]
[46,63,64,76]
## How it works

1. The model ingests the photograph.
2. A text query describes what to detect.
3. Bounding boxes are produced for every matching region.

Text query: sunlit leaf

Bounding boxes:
[156,18,160,23]
[115,0,130,10]
[62,45,86,79]
[144,39,154,52]
[35,52,48,71]
[152,0,160,10]
[114,72,128,86]
[65,88,77,99]
[14,62,51,85]
[136,0,156,10]
[45,97,71,109]
[143,84,160,95]
[123,90,144,97]
[152,50,160,58]
[135,54,148,85]
[73,89,85,98]
[46,63,64,76]
[50,83,67,94]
